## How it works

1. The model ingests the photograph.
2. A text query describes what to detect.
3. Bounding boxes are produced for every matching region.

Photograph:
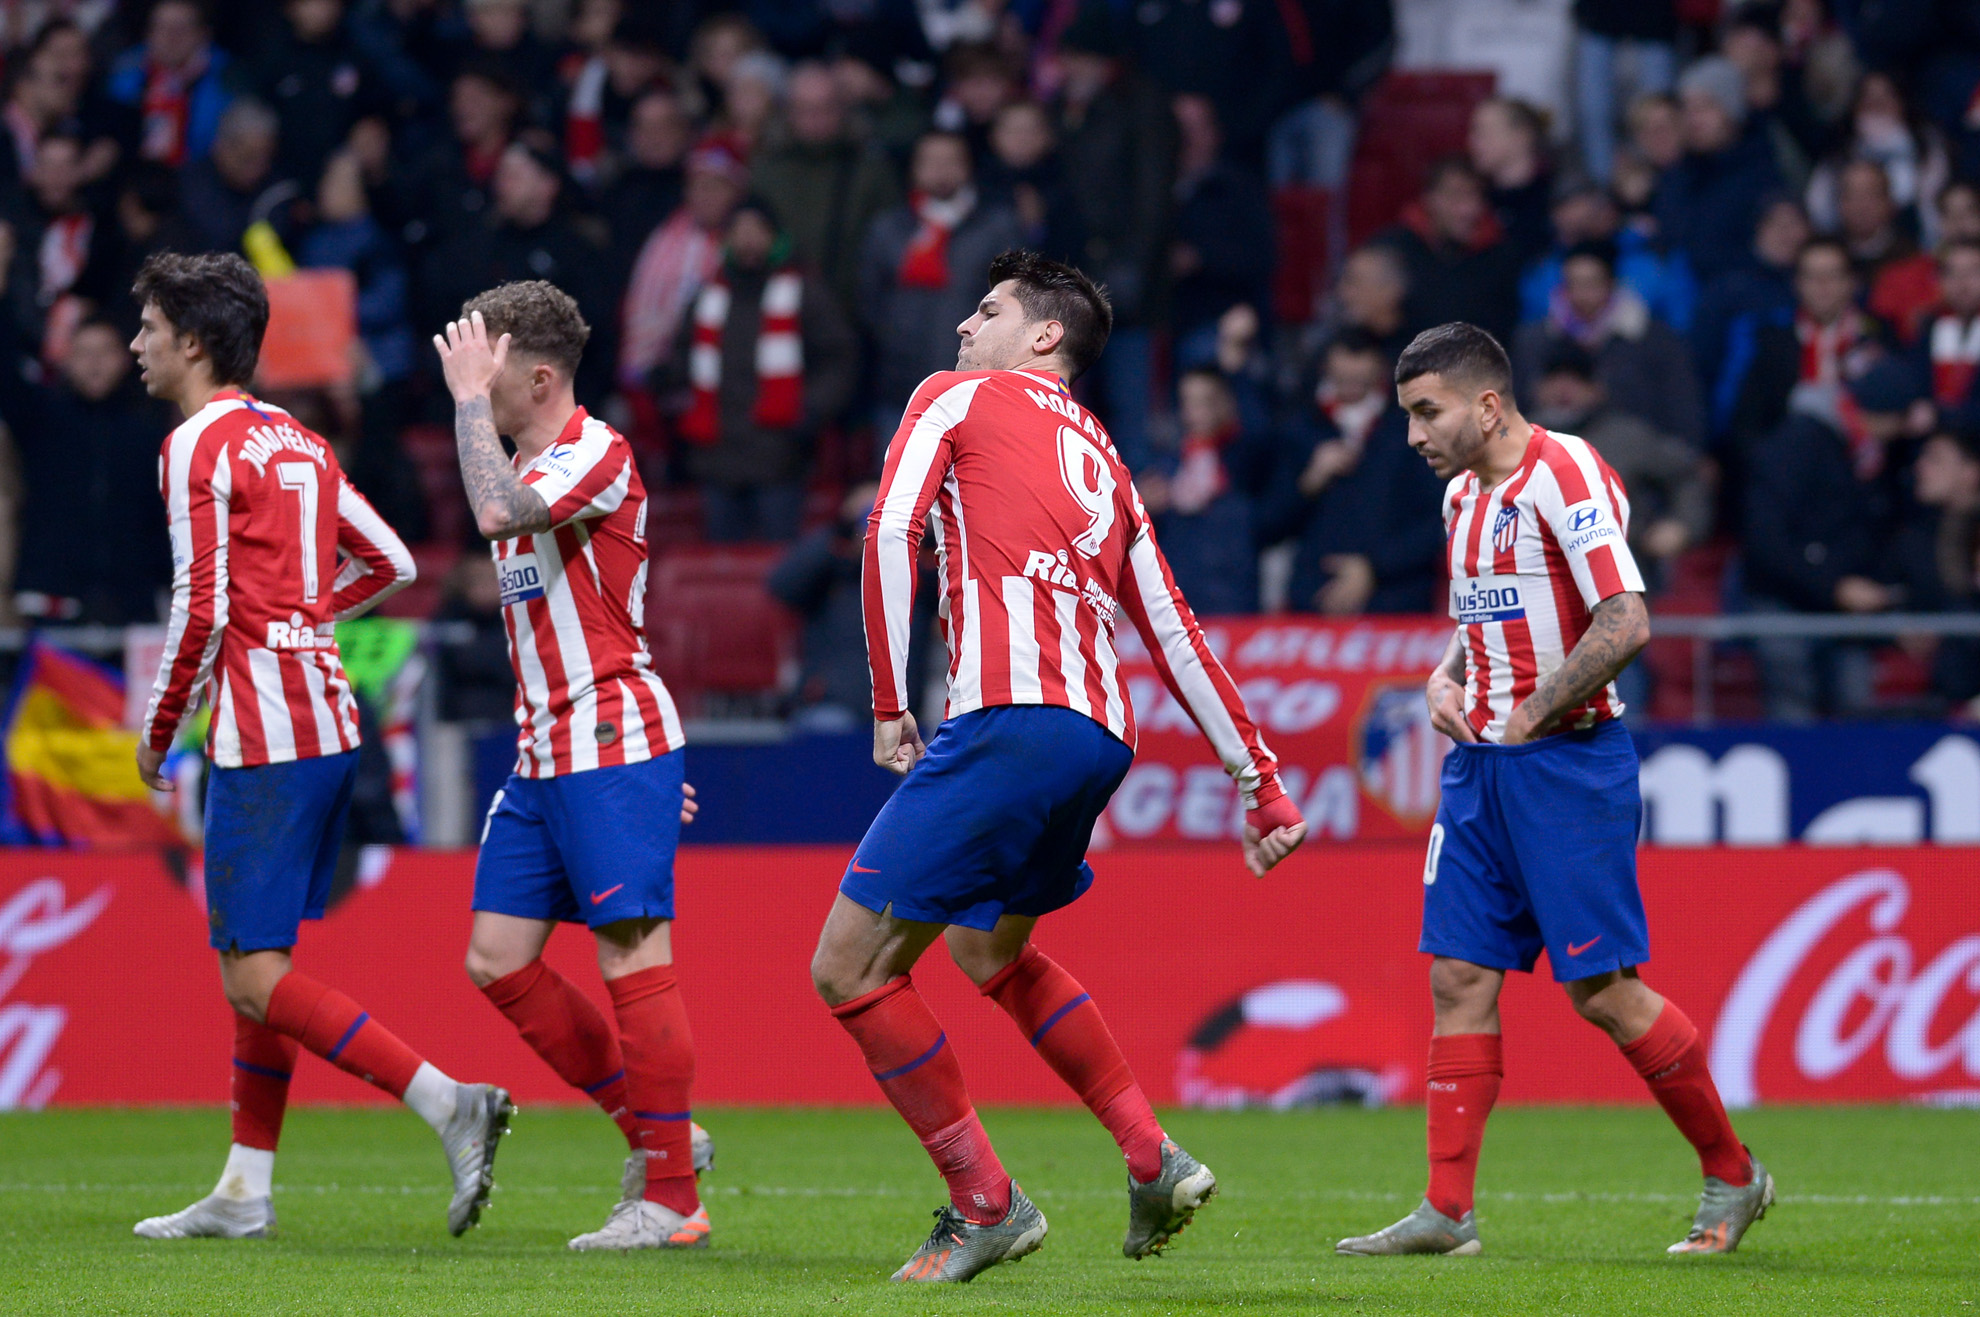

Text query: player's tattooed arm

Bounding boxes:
[454,394,551,539]
[1501,591,1651,744]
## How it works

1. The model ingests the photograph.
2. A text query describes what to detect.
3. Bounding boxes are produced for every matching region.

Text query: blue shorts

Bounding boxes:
[842,705,1134,931]
[1420,719,1649,983]
[473,749,684,927]
[203,750,359,952]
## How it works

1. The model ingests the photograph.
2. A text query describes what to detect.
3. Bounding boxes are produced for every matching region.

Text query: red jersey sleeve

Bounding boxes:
[142,423,233,754]
[330,475,416,619]
[862,373,987,719]
[522,424,634,528]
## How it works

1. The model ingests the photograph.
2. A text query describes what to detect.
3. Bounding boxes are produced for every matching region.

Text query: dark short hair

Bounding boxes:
[1325,326,1385,360]
[461,280,591,377]
[1561,238,1619,278]
[1423,154,1483,195]
[1178,364,1233,393]
[1538,339,1598,381]
[132,251,268,386]
[1797,235,1854,273]
[1394,322,1514,400]
[986,249,1113,380]
[1940,236,1980,264]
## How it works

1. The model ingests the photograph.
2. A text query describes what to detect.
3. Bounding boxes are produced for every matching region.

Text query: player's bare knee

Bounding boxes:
[463,943,513,988]
[1429,958,1494,1012]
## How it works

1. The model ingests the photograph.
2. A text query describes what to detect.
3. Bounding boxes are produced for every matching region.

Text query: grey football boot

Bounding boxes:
[134,1194,275,1239]
[1123,1139,1218,1258]
[1668,1150,1775,1254]
[440,1083,514,1236]
[891,1186,1048,1282]
[1336,1199,1482,1256]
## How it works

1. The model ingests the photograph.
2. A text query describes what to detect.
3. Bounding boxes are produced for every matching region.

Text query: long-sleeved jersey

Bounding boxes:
[864,368,1281,803]
[1444,424,1646,742]
[143,389,415,767]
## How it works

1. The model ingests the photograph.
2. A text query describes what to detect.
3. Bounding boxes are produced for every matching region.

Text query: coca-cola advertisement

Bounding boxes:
[0,846,1974,1109]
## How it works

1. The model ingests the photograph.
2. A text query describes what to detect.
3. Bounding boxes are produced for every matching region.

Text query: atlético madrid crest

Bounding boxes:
[1491,504,1521,555]
[1355,683,1450,824]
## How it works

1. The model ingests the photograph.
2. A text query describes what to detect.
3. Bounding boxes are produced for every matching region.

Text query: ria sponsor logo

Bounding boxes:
[1020,550,1120,625]
[265,613,334,649]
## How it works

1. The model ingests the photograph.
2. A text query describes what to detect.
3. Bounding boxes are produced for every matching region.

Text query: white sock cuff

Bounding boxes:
[403,1061,458,1130]
[215,1144,275,1201]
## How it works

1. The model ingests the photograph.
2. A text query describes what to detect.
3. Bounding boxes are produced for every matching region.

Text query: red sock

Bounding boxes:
[980,944,1165,1182]
[482,959,637,1147]
[231,1013,298,1151]
[607,965,699,1216]
[1621,1001,1751,1186]
[264,972,423,1098]
[831,976,1011,1223]
[1424,1033,1502,1221]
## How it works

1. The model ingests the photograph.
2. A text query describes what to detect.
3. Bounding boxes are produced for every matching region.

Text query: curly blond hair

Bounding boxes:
[461,280,591,376]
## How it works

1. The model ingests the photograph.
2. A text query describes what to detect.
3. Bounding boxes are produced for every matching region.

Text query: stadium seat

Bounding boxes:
[1271,185,1335,325]
[1345,71,1497,248]
[645,544,799,715]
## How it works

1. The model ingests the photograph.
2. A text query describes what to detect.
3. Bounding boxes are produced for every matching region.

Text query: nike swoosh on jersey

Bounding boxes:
[1566,936,1602,956]
[590,884,625,905]
[851,863,880,874]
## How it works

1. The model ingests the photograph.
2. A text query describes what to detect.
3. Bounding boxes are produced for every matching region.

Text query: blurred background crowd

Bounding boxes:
[3,0,1979,732]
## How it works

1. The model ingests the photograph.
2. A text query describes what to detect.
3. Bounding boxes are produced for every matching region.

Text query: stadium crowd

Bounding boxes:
[2,0,1979,723]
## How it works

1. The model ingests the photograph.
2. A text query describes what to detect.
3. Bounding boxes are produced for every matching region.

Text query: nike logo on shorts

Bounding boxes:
[851,863,880,874]
[590,884,625,905]
[1566,936,1602,956]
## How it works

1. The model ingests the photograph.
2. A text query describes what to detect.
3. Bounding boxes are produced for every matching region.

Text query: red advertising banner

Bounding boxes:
[3,845,1977,1111]
[1104,617,1453,845]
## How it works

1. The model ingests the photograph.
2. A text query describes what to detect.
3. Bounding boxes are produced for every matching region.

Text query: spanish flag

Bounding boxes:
[2,641,184,847]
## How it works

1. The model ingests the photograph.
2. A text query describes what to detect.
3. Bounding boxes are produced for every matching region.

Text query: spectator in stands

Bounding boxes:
[402,60,523,251]
[1610,91,1682,220]
[238,0,383,189]
[856,129,1020,429]
[348,0,459,122]
[1693,194,1809,435]
[1168,94,1273,369]
[1261,329,1445,615]
[78,163,192,331]
[601,89,690,280]
[178,97,296,257]
[1720,7,1826,184]
[302,148,414,389]
[0,32,85,198]
[105,0,232,167]
[931,42,1022,165]
[433,557,520,723]
[980,100,1084,266]
[1741,356,1919,721]
[1052,5,1174,470]
[1319,242,1412,365]
[422,136,615,403]
[1468,97,1553,263]
[1530,342,1714,586]
[1828,158,1938,343]
[1127,0,1286,163]
[686,11,767,121]
[1655,56,1783,282]
[26,19,133,188]
[1888,427,1980,708]
[1513,238,1704,447]
[752,61,901,317]
[461,0,557,120]
[1137,367,1271,614]
[1377,155,1522,345]
[1518,175,1696,333]
[1573,0,1678,185]
[558,11,672,190]
[2,133,105,352]
[1723,236,1889,459]
[1923,238,1980,426]
[665,196,858,543]
[1939,177,1980,244]
[719,50,788,155]
[1805,72,1948,244]
[620,135,747,396]
[0,277,172,624]
[1266,0,1392,190]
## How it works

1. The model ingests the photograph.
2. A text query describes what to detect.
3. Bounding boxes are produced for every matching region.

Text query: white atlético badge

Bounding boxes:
[498,552,546,607]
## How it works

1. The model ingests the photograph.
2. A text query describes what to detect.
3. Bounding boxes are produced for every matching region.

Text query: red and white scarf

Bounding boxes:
[1170,423,1235,513]
[1796,311,1860,385]
[678,268,804,445]
[1930,313,1980,407]
[1318,386,1387,457]
[139,50,206,166]
[898,187,975,289]
[563,55,608,186]
[620,210,722,388]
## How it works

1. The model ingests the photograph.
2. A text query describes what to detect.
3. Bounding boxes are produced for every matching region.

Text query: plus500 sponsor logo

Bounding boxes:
[1451,578,1525,624]
[1711,868,1980,1105]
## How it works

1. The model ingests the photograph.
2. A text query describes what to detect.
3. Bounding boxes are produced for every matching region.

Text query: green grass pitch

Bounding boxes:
[1,1105,1975,1315]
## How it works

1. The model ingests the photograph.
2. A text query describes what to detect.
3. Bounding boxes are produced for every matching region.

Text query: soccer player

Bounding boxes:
[1335,323,1774,1259]
[128,253,511,1241]
[810,251,1309,1283]
[432,284,709,1251]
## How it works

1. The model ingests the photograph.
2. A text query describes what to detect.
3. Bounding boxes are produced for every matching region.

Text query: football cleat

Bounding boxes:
[1669,1151,1774,1255]
[440,1083,513,1236]
[133,1193,275,1240]
[568,1198,711,1251]
[1336,1199,1482,1256]
[1123,1139,1218,1259]
[691,1121,714,1175]
[891,1187,1047,1283]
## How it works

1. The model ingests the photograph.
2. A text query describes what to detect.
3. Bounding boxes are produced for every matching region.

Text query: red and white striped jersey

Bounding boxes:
[492,407,683,778]
[865,369,1281,801]
[1444,425,1646,742]
[142,390,415,767]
